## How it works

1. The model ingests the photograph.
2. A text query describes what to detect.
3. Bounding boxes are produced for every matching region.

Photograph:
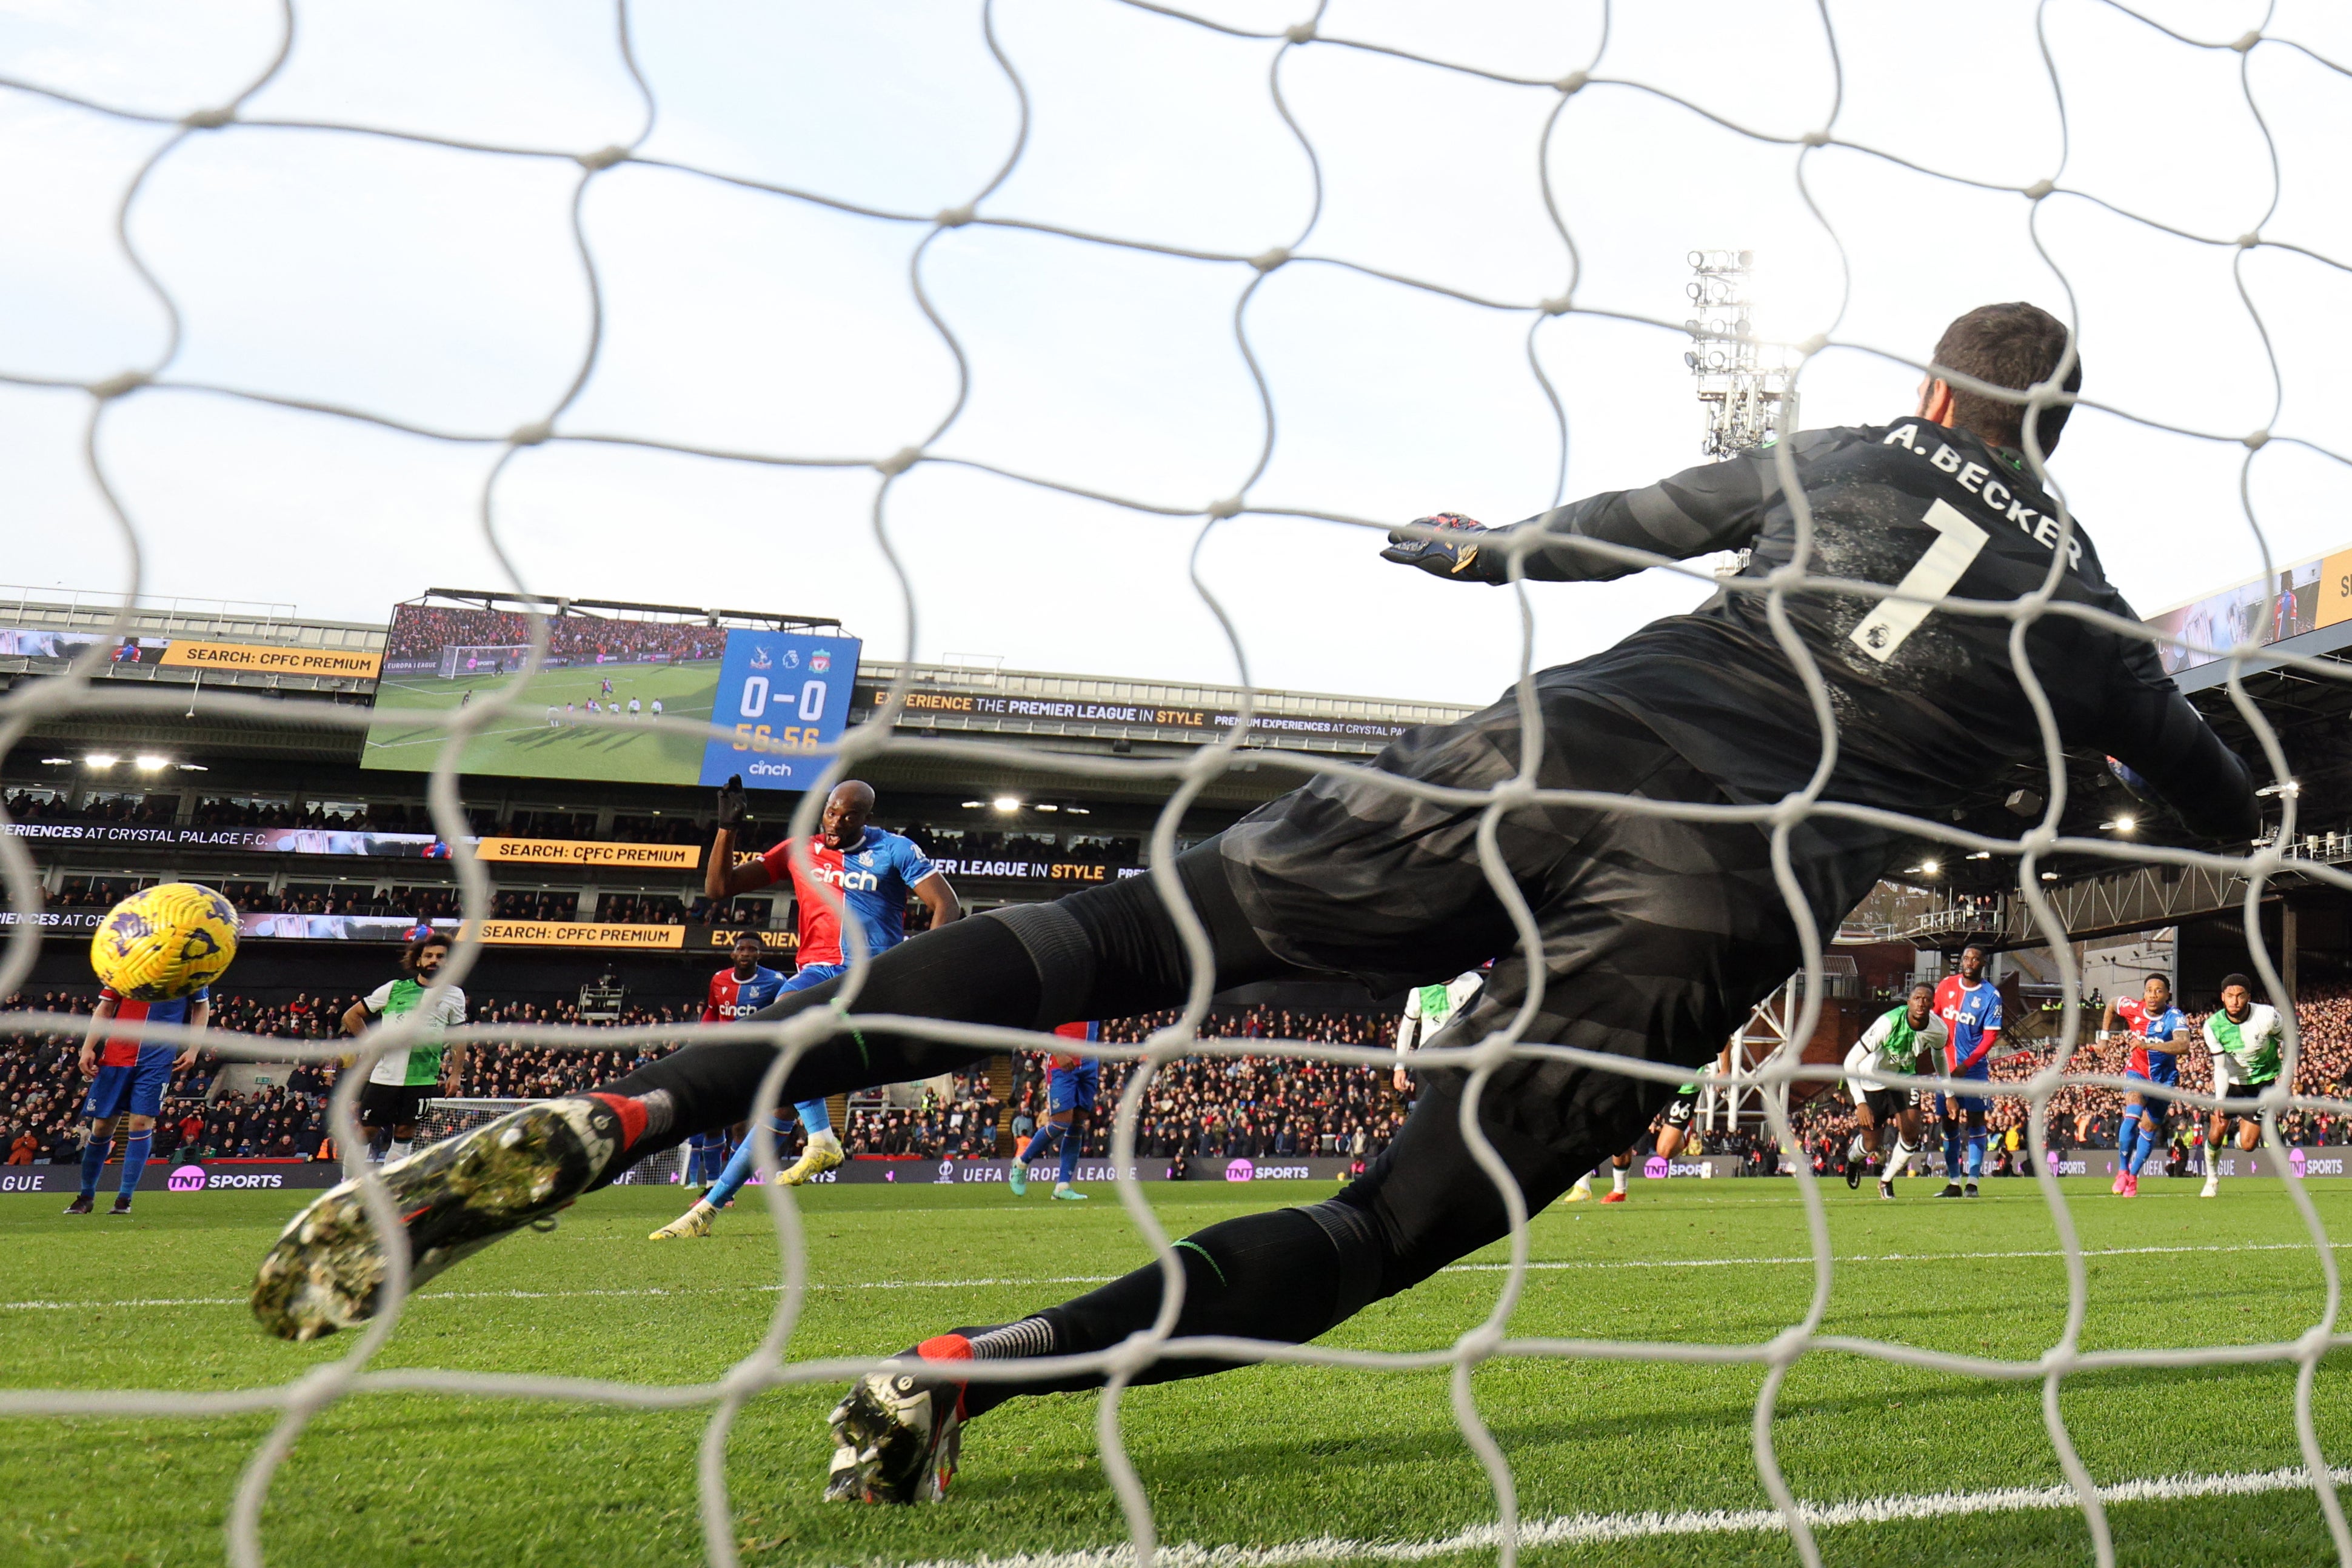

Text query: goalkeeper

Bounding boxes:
[252,302,2258,1498]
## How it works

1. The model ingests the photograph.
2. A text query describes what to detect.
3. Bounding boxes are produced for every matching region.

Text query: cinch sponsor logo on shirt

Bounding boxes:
[805,864,880,892]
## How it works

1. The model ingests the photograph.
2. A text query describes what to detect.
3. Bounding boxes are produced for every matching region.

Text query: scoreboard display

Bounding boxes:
[699,632,862,790]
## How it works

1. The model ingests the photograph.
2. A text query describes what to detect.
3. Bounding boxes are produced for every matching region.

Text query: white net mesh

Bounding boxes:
[4,5,2352,1567]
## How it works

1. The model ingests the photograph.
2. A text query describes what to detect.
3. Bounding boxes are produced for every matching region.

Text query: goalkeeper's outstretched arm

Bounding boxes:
[1380,443,1799,585]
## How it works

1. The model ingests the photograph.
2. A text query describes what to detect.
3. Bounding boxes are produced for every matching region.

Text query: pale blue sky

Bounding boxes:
[3,0,2347,703]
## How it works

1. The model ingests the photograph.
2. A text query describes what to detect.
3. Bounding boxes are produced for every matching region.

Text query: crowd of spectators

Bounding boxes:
[597,893,695,925]
[841,1067,1004,1159]
[0,987,703,1168]
[45,878,141,909]
[386,606,727,666]
[7,791,176,826]
[5,989,1419,1170]
[25,975,2352,1179]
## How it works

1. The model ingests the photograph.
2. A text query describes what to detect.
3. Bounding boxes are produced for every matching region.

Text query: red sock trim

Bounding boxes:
[917,1333,974,1361]
[589,1093,647,1149]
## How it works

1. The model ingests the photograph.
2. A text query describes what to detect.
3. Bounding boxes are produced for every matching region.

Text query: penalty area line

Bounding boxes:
[4,1239,2347,1313]
[886,1465,2352,1568]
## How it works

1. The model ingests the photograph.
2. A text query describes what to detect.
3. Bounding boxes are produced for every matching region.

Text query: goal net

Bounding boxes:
[437,644,535,680]
[5,5,2351,1568]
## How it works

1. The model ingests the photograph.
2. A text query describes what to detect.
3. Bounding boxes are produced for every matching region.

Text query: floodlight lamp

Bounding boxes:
[992,796,1021,812]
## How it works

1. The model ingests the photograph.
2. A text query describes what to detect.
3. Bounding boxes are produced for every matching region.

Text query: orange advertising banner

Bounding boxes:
[159,641,384,678]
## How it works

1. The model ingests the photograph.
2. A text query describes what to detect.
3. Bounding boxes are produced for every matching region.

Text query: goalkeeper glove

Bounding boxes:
[1380,513,1490,580]
[716,775,749,831]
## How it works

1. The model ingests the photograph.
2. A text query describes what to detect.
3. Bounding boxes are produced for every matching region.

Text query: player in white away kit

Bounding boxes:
[1392,969,1483,1093]
[344,933,468,1164]
[1844,984,1945,1199]
[2200,973,2287,1198]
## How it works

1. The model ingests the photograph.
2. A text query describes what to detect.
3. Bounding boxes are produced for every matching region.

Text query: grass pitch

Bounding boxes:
[361,660,721,786]
[7,1176,2352,1567]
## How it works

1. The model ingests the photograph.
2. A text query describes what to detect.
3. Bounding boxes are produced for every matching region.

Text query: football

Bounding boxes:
[88,882,240,1001]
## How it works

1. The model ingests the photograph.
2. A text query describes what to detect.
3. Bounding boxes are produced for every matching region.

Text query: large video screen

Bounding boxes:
[2148,553,2344,677]
[363,603,858,790]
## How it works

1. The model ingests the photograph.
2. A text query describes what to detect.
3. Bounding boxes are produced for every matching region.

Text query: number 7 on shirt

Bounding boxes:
[1847,498,1990,664]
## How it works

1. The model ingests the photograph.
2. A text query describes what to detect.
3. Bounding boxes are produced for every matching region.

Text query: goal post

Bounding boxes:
[436,644,534,679]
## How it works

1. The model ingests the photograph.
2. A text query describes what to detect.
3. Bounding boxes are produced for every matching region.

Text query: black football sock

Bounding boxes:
[958,1204,1359,1416]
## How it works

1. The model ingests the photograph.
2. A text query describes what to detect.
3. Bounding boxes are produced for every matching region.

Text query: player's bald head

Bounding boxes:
[820,779,876,847]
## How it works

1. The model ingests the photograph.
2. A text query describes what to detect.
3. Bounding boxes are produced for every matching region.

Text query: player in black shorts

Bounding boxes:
[1570,1063,1710,1201]
[1845,984,1945,1196]
[252,304,2259,1504]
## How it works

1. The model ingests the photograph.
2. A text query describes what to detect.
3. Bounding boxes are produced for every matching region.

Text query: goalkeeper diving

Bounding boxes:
[249,302,2259,1506]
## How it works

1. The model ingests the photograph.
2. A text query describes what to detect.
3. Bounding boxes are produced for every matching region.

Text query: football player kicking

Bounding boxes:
[247,304,2259,1509]
[2101,973,2187,1198]
[1844,983,1943,1199]
[67,984,208,1215]
[648,780,962,1240]
[2199,973,2287,1199]
[1007,1021,1098,1201]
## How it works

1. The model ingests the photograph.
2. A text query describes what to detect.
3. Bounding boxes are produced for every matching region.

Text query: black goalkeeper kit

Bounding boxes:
[594,418,2256,1402]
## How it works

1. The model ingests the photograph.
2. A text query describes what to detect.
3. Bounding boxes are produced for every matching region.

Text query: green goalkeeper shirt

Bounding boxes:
[362,976,469,1087]
[2203,1003,2284,1087]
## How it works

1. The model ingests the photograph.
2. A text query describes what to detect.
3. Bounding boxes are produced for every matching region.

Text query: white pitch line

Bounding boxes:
[6,1239,2348,1314]
[881,1465,2352,1568]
